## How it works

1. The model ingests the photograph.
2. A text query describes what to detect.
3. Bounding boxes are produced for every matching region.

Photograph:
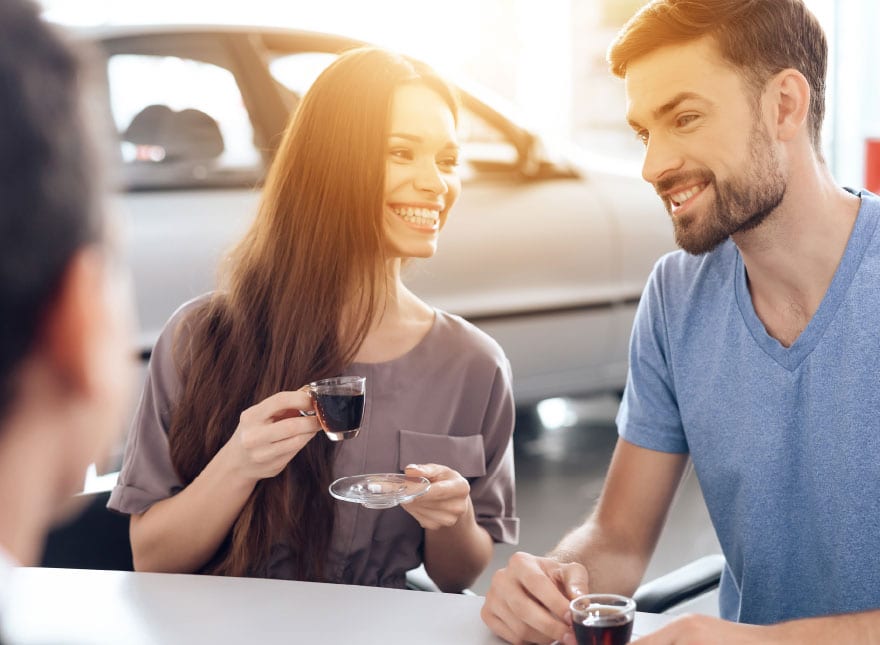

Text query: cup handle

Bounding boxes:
[297,384,316,416]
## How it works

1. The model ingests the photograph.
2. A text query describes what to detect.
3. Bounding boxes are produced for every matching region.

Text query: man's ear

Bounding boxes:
[39,247,105,395]
[769,68,811,143]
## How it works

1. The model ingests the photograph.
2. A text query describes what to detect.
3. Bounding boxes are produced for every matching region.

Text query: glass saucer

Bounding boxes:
[329,473,430,509]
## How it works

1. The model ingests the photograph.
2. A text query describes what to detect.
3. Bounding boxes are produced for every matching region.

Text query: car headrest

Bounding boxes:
[123,104,224,161]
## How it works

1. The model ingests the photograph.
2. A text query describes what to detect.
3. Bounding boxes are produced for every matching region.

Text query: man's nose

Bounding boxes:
[641,135,684,185]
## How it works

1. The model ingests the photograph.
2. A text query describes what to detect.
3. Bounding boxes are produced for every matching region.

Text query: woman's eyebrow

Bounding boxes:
[388,133,422,142]
[388,133,459,150]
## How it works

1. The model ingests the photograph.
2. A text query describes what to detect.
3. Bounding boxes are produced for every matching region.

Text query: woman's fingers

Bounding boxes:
[240,390,313,424]
[229,391,323,480]
[401,464,472,529]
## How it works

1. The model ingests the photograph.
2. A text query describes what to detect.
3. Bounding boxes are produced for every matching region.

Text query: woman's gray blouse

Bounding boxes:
[108,297,519,587]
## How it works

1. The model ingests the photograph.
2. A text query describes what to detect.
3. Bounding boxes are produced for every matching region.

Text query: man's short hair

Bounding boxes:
[0,0,104,416]
[607,0,827,150]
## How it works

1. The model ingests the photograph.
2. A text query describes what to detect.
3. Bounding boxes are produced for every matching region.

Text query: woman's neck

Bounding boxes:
[348,260,434,364]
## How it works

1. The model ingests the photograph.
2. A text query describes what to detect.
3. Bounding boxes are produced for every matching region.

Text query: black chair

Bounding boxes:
[408,554,724,611]
[405,564,477,596]
[633,554,725,614]
[40,490,133,571]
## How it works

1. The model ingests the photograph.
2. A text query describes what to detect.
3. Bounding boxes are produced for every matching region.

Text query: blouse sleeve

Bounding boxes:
[470,358,519,545]
[106,304,194,515]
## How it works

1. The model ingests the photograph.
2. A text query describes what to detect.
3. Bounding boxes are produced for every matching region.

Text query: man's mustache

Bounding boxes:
[654,170,715,196]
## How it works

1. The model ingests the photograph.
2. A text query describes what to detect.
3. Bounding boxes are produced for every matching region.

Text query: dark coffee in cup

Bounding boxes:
[311,391,364,441]
[569,594,635,645]
[306,376,366,442]
[572,607,633,645]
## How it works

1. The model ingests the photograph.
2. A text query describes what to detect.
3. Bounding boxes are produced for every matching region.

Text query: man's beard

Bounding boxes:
[655,122,786,255]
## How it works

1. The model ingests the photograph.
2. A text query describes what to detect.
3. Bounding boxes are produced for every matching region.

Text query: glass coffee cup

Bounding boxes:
[303,376,366,441]
[569,593,636,645]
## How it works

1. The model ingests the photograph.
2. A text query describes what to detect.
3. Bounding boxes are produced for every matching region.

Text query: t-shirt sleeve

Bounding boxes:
[616,260,689,454]
[107,307,191,515]
[470,358,519,545]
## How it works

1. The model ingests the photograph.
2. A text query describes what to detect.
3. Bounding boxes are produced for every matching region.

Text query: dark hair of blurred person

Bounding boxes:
[0,0,136,577]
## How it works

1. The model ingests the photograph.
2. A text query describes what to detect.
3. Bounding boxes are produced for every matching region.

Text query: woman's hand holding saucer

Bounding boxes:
[401,463,471,530]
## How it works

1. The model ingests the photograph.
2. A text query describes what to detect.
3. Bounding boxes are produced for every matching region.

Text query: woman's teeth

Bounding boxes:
[392,206,439,226]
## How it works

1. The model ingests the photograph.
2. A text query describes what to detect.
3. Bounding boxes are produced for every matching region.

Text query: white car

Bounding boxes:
[82,24,674,406]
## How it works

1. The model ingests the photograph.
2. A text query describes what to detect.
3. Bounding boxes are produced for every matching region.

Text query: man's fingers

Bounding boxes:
[483,585,566,644]
[503,582,571,641]
[483,605,558,644]
[555,562,590,599]
[507,562,576,621]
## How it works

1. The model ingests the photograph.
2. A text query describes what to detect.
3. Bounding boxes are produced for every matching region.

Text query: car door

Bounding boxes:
[407,106,619,402]
[94,31,282,355]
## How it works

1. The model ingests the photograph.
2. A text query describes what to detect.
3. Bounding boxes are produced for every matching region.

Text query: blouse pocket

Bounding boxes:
[398,430,487,478]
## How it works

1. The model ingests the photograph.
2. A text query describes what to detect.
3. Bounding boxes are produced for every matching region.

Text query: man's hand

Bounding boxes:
[634,614,775,644]
[481,552,589,644]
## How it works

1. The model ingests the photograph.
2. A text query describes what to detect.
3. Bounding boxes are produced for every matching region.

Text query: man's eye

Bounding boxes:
[438,156,459,169]
[676,114,699,128]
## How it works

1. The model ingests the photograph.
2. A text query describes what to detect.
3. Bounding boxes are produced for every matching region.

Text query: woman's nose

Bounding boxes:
[414,160,447,195]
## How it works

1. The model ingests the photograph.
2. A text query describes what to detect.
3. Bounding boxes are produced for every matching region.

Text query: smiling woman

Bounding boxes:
[106,46,518,594]
[383,84,462,258]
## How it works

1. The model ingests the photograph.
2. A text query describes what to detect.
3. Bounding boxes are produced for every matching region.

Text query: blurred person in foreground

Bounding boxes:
[107,47,517,591]
[482,0,880,643]
[0,0,136,619]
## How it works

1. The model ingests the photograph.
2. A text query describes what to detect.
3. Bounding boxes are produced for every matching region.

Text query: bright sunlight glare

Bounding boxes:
[40,0,575,137]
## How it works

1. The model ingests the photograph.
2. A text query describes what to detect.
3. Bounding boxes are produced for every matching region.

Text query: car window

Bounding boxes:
[456,109,519,175]
[107,54,264,189]
[268,52,520,179]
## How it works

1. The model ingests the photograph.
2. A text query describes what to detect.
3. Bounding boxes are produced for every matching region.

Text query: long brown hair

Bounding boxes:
[167,48,458,579]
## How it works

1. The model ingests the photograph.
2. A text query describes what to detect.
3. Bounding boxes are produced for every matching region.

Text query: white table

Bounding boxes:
[2,567,673,644]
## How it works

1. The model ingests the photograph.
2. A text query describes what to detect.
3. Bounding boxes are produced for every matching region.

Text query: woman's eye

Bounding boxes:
[676,114,699,128]
[390,148,413,161]
[438,156,460,169]
[635,130,649,146]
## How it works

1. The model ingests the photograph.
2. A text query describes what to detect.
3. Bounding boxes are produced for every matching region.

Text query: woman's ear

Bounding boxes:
[768,68,811,143]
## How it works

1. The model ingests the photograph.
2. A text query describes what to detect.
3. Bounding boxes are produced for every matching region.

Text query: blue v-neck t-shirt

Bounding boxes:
[617,190,880,625]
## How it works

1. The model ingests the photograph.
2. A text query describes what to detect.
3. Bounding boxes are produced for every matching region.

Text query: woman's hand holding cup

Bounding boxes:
[226,390,321,483]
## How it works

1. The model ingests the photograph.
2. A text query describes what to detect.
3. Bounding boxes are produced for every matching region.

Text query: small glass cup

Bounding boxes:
[569,593,636,645]
[304,376,366,442]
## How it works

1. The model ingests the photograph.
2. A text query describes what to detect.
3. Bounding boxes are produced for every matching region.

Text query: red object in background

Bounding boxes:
[867,139,880,194]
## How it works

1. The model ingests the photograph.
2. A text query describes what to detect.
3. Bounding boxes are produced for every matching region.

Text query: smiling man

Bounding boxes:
[481,1,880,643]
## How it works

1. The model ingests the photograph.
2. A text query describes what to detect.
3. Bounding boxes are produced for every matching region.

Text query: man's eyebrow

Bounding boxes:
[628,91,709,130]
[654,92,707,119]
